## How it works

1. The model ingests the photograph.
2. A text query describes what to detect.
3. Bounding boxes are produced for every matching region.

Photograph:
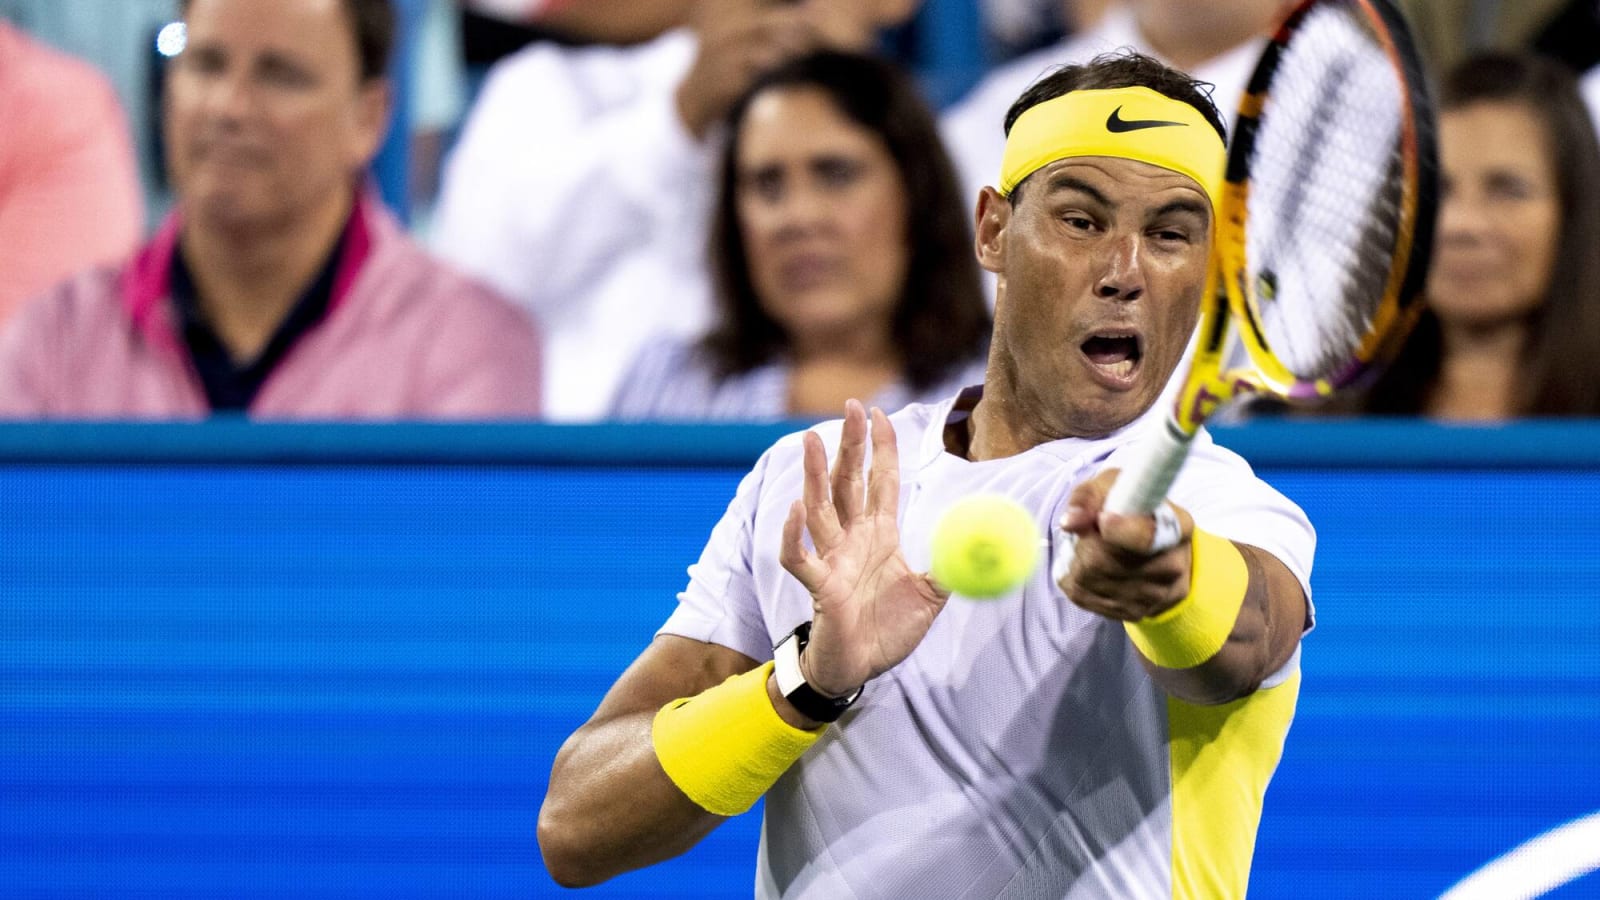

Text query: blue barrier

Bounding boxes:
[1,422,1596,898]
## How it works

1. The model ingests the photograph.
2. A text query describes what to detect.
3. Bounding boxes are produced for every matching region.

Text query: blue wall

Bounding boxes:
[2,422,1598,898]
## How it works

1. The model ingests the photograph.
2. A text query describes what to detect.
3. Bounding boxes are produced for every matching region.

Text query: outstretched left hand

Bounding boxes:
[779,400,949,699]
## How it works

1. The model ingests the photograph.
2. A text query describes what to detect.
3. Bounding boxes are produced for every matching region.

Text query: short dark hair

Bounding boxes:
[1001,51,1227,204]
[1362,52,1600,416]
[180,0,394,82]
[703,51,991,392]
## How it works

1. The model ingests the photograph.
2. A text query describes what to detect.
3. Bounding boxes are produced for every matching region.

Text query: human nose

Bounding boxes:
[770,179,831,238]
[1094,232,1146,301]
[196,67,254,124]
[1435,186,1489,249]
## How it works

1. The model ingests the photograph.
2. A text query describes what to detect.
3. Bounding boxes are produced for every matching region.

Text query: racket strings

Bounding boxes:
[1243,3,1411,381]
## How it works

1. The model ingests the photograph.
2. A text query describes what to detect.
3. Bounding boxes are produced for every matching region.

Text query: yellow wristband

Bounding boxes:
[651,662,824,816]
[1124,529,1249,669]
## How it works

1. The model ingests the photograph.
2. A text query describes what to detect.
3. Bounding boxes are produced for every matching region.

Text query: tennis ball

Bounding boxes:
[929,494,1040,599]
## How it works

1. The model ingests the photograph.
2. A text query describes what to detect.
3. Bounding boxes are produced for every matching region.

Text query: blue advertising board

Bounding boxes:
[1,422,1596,898]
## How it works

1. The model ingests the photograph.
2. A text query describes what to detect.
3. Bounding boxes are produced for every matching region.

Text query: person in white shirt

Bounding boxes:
[539,51,1313,898]
[941,0,1292,207]
[430,0,920,420]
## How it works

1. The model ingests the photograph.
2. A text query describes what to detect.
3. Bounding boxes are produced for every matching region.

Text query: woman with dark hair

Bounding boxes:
[1356,52,1600,418]
[610,51,991,420]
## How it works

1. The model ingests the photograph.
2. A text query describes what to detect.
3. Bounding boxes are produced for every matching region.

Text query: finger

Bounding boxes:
[1056,578,1141,622]
[1062,468,1117,534]
[830,400,868,523]
[1073,532,1188,589]
[1060,558,1177,621]
[779,499,831,591]
[1064,538,1188,613]
[802,431,845,552]
[864,407,901,517]
[1097,501,1195,556]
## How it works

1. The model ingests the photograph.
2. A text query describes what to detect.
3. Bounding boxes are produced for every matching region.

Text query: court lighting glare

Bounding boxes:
[156,22,187,58]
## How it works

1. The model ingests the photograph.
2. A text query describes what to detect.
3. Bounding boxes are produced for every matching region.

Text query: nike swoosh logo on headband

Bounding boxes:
[1105,106,1188,132]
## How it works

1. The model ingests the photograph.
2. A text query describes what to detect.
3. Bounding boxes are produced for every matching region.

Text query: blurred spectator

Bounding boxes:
[942,0,1290,206]
[0,22,142,326]
[432,0,920,421]
[982,0,1115,62]
[1396,0,1567,77]
[610,52,989,420]
[0,0,540,420]
[1356,53,1600,419]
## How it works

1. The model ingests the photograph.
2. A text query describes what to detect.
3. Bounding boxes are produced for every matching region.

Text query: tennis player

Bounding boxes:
[540,52,1313,899]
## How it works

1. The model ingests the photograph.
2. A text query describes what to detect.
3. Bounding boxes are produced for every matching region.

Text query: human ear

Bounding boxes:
[974,186,1011,275]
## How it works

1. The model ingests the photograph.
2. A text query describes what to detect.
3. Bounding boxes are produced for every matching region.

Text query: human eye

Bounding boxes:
[1485,172,1535,202]
[181,46,227,76]
[813,156,863,189]
[741,166,785,203]
[258,55,315,89]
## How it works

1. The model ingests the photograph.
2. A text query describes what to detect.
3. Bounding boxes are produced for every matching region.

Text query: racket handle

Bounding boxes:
[1103,419,1196,516]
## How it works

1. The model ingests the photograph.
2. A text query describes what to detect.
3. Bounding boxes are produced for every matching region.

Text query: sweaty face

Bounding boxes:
[735,87,910,353]
[164,0,387,230]
[980,157,1211,438]
[1426,101,1560,330]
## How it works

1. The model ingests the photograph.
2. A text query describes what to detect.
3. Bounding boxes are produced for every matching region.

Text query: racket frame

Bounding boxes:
[1105,0,1438,516]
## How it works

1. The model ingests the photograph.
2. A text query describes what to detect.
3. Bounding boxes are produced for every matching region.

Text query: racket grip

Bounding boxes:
[1103,419,1195,516]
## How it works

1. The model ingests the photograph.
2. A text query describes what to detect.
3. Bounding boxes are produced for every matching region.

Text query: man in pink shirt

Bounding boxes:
[0,22,142,328]
[0,0,542,419]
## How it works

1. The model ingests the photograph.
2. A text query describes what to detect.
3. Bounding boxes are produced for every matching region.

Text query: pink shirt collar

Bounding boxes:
[121,192,377,349]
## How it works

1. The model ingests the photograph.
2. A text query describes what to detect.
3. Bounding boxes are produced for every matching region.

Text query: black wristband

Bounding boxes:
[772,621,862,724]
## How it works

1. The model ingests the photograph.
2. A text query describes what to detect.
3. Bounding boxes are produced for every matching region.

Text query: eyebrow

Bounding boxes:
[1152,198,1211,222]
[1042,174,1113,208]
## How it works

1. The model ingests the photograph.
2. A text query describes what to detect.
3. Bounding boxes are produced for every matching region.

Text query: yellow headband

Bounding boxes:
[999,86,1225,204]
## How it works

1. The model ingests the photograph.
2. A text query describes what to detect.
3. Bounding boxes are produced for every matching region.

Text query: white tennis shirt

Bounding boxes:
[659,388,1316,899]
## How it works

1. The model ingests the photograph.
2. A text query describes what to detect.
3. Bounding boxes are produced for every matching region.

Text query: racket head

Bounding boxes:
[1215,0,1439,404]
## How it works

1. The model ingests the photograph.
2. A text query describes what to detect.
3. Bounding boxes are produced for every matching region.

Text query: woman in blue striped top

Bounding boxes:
[610,51,992,421]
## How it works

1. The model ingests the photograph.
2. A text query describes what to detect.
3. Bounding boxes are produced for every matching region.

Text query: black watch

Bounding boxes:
[773,621,862,724]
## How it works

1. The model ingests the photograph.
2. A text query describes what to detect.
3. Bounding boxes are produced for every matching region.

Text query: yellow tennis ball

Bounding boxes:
[929,494,1040,599]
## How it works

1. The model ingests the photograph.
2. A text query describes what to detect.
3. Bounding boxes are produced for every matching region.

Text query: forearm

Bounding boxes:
[1135,541,1305,705]
[538,712,724,887]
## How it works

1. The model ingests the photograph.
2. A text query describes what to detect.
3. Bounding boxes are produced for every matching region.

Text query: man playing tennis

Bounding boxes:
[540,52,1313,899]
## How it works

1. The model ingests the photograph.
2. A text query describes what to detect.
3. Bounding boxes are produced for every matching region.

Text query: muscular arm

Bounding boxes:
[1140,541,1305,704]
[1060,471,1308,706]
[537,634,758,887]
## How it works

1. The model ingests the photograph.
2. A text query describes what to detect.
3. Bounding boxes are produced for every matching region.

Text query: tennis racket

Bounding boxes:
[1104,0,1439,517]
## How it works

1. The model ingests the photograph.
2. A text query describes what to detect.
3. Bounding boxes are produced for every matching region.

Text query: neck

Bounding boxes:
[790,318,902,368]
[179,189,355,362]
[1136,1,1277,71]
[963,361,1069,461]
[1426,318,1528,421]
[785,325,901,417]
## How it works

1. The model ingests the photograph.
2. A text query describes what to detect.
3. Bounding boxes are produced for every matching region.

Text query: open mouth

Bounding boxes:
[1081,332,1142,386]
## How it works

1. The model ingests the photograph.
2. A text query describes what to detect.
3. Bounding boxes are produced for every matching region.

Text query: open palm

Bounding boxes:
[779,401,949,698]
